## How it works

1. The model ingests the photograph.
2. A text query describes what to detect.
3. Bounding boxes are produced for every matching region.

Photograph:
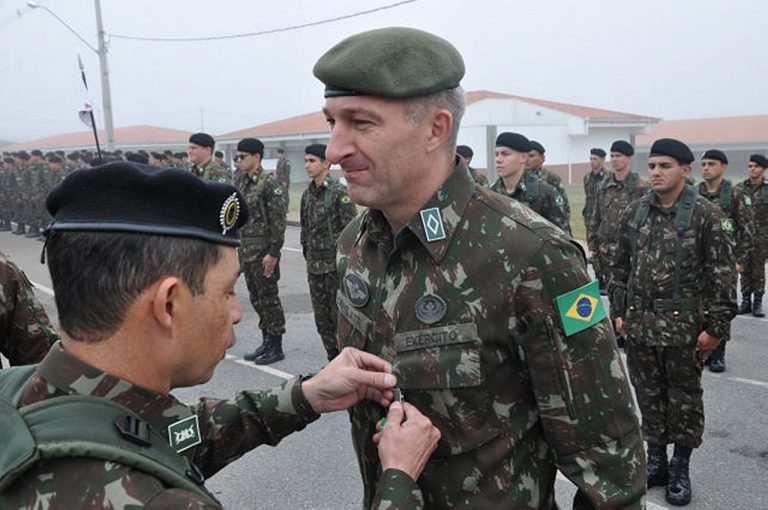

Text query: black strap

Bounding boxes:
[524,172,540,202]
[719,179,732,213]
[673,185,697,301]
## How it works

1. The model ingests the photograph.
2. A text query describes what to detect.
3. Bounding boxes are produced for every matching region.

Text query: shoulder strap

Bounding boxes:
[631,192,653,232]
[524,172,539,202]
[672,185,697,300]
[626,172,639,194]
[0,378,214,502]
[0,364,38,405]
[719,180,732,212]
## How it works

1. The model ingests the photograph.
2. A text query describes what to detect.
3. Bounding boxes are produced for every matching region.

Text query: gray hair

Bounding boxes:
[404,86,466,156]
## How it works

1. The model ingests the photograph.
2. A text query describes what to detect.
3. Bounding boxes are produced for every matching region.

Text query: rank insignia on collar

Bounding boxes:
[219,193,240,234]
[420,207,446,242]
[415,294,447,325]
[168,415,202,453]
[344,273,369,307]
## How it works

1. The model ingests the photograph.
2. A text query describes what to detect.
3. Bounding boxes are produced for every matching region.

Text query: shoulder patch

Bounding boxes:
[721,217,735,233]
[273,187,283,196]
[340,195,351,204]
[555,280,606,336]
[744,195,752,206]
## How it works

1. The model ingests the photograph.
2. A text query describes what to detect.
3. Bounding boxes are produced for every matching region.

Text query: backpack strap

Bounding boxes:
[672,185,697,301]
[523,172,540,202]
[719,179,732,213]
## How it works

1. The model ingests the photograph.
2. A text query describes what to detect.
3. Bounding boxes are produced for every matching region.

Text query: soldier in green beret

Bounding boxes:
[315,26,644,509]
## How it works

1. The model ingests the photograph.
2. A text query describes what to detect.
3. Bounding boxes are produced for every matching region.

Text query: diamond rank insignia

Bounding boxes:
[555,280,606,337]
[420,207,446,242]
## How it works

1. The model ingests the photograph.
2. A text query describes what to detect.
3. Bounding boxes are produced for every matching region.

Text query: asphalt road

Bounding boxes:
[2,227,766,509]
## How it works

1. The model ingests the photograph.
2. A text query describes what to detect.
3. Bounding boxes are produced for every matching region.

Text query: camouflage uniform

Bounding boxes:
[582,167,609,239]
[193,159,231,184]
[608,187,737,447]
[698,179,754,346]
[587,172,650,288]
[276,156,291,190]
[467,166,488,187]
[300,176,357,358]
[0,250,58,368]
[338,160,645,509]
[490,172,572,235]
[234,167,287,337]
[532,166,570,219]
[735,177,768,301]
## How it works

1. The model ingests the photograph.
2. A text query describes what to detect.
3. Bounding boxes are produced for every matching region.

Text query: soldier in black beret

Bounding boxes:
[525,140,571,224]
[125,152,150,165]
[611,140,635,157]
[583,148,609,246]
[188,132,229,183]
[736,154,768,318]
[456,144,488,187]
[214,150,225,166]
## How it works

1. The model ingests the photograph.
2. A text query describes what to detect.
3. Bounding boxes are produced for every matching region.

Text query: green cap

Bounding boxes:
[313,27,465,99]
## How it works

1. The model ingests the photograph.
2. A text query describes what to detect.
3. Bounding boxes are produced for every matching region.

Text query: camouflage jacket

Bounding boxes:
[194,159,231,184]
[337,160,645,509]
[736,177,768,245]
[234,167,287,260]
[468,166,489,187]
[608,188,737,345]
[698,180,754,268]
[582,167,610,222]
[587,172,650,254]
[533,166,570,217]
[490,173,572,235]
[299,176,358,274]
[0,250,58,368]
[276,157,291,188]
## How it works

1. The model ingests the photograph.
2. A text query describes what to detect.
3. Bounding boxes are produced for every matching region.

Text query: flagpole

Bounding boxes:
[78,55,103,161]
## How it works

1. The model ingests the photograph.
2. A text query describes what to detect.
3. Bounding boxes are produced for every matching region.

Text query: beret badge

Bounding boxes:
[220,193,240,235]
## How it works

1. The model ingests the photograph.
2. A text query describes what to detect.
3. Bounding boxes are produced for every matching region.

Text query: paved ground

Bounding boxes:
[2,227,766,509]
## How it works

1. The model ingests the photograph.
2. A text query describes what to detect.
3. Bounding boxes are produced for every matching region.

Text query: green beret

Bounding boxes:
[313,27,465,99]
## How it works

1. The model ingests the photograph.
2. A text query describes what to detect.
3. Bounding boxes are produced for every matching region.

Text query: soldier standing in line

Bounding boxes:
[527,140,571,220]
[316,27,644,509]
[0,249,58,369]
[233,138,288,365]
[735,154,768,317]
[0,157,13,231]
[582,147,609,240]
[609,138,736,506]
[275,147,292,206]
[188,132,230,183]
[490,132,572,234]
[698,149,754,371]
[588,140,650,303]
[456,144,488,187]
[299,144,358,361]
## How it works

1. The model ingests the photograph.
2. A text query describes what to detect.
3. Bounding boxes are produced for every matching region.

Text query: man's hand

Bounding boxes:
[373,402,441,481]
[696,331,721,361]
[301,347,396,413]
[262,254,278,277]
[614,317,626,338]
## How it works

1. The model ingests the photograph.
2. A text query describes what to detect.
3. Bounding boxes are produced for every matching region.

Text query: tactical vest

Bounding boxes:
[0,365,216,503]
[630,185,698,308]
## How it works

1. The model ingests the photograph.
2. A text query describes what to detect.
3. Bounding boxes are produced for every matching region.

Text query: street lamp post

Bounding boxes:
[27,0,115,150]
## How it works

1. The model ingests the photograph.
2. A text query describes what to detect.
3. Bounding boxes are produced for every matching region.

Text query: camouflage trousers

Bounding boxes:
[307,271,339,355]
[242,256,286,336]
[740,242,767,296]
[626,342,704,447]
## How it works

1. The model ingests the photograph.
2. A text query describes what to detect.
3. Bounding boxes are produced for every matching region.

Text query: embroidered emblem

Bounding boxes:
[420,207,446,242]
[167,415,202,453]
[721,217,735,234]
[415,294,447,325]
[219,193,240,234]
[344,273,369,307]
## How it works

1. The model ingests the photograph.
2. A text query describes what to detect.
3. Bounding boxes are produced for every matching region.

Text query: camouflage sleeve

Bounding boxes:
[543,189,572,236]
[701,207,737,339]
[556,180,571,217]
[0,254,58,366]
[606,204,635,319]
[299,188,308,254]
[515,236,645,508]
[192,376,320,478]
[264,178,288,258]
[370,469,423,510]
[587,189,602,253]
[733,187,755,269]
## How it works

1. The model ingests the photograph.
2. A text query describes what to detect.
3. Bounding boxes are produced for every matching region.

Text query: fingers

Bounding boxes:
[342,347,393,375]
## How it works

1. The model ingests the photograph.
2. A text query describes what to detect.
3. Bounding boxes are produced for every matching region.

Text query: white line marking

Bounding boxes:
[225,354,293,380]
[31,281,54,296]
[727,377,768,388]
[282,246,302,253]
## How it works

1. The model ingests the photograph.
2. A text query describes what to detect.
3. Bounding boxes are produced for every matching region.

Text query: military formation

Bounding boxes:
[1,24,767,510]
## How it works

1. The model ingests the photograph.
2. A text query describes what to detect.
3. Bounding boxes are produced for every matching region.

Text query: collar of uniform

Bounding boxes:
[648,187,689,214]
[606,172,630,187]
[247,165,265,182]
[37,342,194,427]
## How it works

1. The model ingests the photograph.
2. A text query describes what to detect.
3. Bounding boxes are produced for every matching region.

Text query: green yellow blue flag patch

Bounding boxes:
[555,280,606,336]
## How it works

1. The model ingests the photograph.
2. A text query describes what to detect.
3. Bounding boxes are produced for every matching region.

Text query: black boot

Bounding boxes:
[253,334,285,365]
[753,294,765,318]
[0,219,10,231]
[666,444,692,506]
[646,442,669,488]
[709,342,725,373]
[243,331,268,361]
[738,294,752,315]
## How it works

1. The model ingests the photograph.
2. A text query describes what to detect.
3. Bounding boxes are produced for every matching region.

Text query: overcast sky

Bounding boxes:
[1,0,766,143]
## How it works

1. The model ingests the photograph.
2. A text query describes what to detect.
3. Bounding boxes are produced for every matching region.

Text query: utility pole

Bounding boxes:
[94,0,114,149]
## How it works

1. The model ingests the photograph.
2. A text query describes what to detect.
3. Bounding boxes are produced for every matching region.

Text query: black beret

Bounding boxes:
[529,141,545,154]
[750,154,768,169]
[3,157,14,164]
[610,140,635,156]
[305,144,327,159]
[649,138,694,165]
[702,149,728,165]
[590,148,606,158]
[66,152,80,161]
[237,138,264,156]
[125,152,150,164]
[164,149,173,156]
[314,27,465,99]
[215,150,224,158]
[189,132,215,148]
[456,145,473,158]
[30,149,43,157]
[174,152,186,159]
[47,155,62,163]
[46,162,249,247]
[496,132,531,153]
[17,151,30,160]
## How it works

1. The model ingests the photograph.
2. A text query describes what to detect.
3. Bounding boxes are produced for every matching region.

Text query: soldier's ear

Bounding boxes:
[152,276,184,332]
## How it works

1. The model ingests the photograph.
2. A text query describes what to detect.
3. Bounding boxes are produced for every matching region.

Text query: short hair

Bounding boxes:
[404,86,466,156]
[46,231,221,342]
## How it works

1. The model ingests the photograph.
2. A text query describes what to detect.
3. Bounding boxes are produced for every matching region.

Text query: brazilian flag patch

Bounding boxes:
[555,280,606,336]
